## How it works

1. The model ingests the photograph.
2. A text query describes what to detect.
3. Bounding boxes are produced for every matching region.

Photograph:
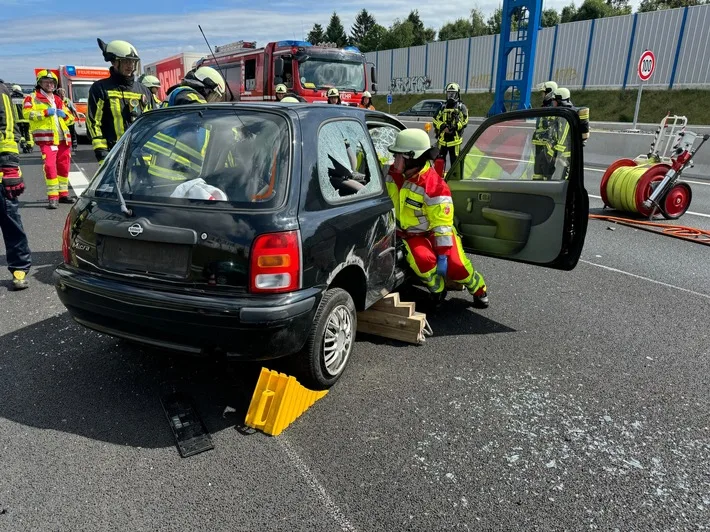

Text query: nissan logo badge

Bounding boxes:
[128,223,143,237]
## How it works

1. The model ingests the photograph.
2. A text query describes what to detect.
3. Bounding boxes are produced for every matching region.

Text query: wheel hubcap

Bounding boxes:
[323,305,353,377]
[664,185,690,217]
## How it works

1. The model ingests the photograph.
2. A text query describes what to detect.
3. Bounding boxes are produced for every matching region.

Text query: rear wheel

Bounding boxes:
[661,182,692,220]
[295,288,356,390]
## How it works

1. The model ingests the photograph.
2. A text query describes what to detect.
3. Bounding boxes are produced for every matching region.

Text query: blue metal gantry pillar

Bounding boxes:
[488,0,543,116]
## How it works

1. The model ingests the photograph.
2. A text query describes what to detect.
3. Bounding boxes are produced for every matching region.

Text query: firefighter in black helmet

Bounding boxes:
[87,38,153,163]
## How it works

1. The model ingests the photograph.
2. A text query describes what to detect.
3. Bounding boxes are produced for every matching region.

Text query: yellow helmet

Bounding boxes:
[327,87,339,98]
[36,69,58,86]
[388,129,433,159]
[275,84,288,94]
[98,38,140,62]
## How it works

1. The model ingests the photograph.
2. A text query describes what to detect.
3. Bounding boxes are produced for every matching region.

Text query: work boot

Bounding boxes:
[430,289,447,310]
[59,196,75,204]
[472,286,489,309]
[47,198,58,209]
[12,271,28,290]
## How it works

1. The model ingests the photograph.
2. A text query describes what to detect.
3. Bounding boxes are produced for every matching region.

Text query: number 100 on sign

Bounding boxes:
[638,51,655,82]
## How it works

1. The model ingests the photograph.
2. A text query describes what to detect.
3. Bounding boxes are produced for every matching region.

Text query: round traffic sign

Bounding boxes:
[638,50,655,82]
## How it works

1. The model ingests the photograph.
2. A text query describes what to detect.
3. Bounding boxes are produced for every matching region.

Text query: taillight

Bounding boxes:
[61,214,72,264]
[249,230,300,293]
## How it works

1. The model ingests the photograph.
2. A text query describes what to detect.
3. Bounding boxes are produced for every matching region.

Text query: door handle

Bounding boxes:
[467,197,473,212]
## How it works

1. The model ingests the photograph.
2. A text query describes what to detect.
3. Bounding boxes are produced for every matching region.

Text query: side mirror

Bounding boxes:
[370,66,377,85]
[274,57,284,80]
[371,83,377,94]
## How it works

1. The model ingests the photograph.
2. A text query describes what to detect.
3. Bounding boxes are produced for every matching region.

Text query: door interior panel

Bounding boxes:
[448,180,568,262]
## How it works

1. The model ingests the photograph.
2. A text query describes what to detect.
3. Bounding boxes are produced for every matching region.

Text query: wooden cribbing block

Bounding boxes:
[357,293,432,345]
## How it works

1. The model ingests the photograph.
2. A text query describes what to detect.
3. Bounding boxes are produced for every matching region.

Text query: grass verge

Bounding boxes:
[371,89,710,124]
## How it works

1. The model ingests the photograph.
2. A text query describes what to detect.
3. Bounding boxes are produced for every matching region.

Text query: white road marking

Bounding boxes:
[68,167,90,196]
[580,260,710,300]
[277,438,357,532]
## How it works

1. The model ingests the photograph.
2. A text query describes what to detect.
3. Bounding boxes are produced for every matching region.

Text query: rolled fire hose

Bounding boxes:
[600,159,672,217]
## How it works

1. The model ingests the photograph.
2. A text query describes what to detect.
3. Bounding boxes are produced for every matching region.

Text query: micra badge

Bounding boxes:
[128,223,143,237]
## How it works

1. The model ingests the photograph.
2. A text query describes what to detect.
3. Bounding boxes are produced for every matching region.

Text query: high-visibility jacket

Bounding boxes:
[358,102,375,110]
[143,127,211,181]
[22,90,73,145]
[87,68,152,152]
[151,93,162,109]
[433,102,468,147]
[386,161,455,254]
[0,84,19,156]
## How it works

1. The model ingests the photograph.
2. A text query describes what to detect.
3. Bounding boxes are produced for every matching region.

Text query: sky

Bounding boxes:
[1,0,642,83]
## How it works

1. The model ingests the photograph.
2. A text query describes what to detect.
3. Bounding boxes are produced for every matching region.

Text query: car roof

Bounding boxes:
[147,101,402,123]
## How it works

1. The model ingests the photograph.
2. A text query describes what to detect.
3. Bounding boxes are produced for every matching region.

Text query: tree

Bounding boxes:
[573,0,612,21]
[325,12,348,47]
[639,0,704,11]
[560,3,577,22]
[607,0,632,14]
[487,7,502,34]
[541,8,560,27]
[439,19,475,41]
[380,19,416,49]
[350,9,376,48]
[470,7,490,36]
[360,24,388,52]
[406,10,437,45]
[306,23,324,45]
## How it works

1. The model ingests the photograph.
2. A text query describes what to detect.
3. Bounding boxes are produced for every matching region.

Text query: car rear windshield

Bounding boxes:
[85,108,291,209]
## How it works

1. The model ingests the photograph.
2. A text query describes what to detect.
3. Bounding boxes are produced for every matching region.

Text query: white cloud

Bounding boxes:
[1,1,643,82]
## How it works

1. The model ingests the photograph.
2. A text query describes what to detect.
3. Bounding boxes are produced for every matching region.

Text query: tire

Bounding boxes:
[295,288,356,390]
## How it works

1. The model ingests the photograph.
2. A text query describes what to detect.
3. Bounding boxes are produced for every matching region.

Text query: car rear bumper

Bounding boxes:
[54,265,321,359]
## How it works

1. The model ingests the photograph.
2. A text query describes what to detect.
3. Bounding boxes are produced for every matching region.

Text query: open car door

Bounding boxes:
[445,107,589,270]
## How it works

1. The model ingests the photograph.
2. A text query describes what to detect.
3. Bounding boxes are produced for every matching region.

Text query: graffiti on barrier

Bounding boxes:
[553,67,578,84]
[390,76,431,94]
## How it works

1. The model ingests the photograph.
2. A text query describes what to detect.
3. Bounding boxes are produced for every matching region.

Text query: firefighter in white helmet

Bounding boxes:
[87,39,153,163]
[275,83,288,101]
[326,87,342,105]
[386,128,488,308]
[163,66,226,107]
[358,91,375,110]
[432,82,468,175]
[138,74,163,108]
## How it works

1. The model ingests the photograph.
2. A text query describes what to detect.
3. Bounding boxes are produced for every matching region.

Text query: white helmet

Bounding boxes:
[388,129,433,159]
[139,74,161,89]
[98,38,140,62]
[184,66,226,102]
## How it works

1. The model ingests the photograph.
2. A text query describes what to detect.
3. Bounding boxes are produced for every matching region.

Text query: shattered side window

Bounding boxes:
[317,120,383,203]
[368,125,400,167]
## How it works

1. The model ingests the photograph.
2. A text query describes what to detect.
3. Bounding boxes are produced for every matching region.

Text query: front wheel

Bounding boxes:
[295,288,356,390]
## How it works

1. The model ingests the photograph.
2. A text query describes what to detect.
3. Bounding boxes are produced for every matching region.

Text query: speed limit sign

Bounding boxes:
[638,50,655,82]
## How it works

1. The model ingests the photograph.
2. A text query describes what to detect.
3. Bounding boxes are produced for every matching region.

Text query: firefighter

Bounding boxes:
[432,82,468,175]
[386,128,488,308]
[87,38,153,164]
[326,88,342,105]
[163,66,225,107]
[23,70,75,208]
[359,91,375,110]
[138,74,163,108]
[275,83,288,101]
[10,85,32,153]
[532,81,559,180]
[55,88,79,153]
[1,81,31,290]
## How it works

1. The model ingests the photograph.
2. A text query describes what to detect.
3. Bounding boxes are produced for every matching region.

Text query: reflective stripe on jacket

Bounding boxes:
[0,84,20,155]
[386,161,455,253]
[87,68,153,152]
[432,103,468,147]
[22,91,73,145]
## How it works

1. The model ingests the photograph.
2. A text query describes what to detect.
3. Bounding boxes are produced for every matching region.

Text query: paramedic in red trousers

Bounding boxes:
[386,129,488,308]
[23,70,74,209]
[1,81,31,290]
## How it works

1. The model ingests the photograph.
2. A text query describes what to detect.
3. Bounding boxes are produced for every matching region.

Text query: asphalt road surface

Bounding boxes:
[1,139,708,531]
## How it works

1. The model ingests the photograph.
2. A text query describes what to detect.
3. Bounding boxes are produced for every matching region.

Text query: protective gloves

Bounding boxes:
[436,255,448,278]
[0,154,25,199]
[45,108,56,116]
[56,109,67,119]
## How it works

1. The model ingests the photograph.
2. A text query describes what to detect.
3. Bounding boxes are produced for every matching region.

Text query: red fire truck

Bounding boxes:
[196,40,377,105]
